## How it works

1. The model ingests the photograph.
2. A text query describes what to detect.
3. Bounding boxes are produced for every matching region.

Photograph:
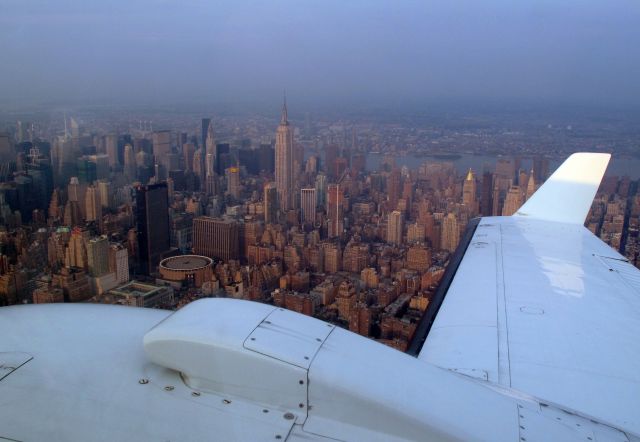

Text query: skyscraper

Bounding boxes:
[264,182,278,224]
[183,142,195,173]
[84,185,101,222]
[97,180,111,209]
[65,228,88,269]
[525,170,536,200]
[387,168,401,210]
[124,144,136,180]
[108,243,130,284]
[480,171,493,216]
[205,153,216,196]
[462,169,478,214]
[387,210,403,245]
[201,118,211,151]
[226,167,240,198]
[275,98,294,211]
[0,133,13,162]
[327,184,344,238]
[135,183,170,275]
[192,216,239,261]
[502,185,524,216]
[205,120,216,159]
[105,134,118,168]
[152,130,171,179]
[315,173,327,207]
[325,144,339,179]
[86,236,109,277]
[300,188,317,225]
[441,213,459,252]
[193,148,205,190]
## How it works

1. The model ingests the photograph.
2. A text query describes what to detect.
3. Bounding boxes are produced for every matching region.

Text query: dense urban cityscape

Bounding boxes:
[0,102,638,351]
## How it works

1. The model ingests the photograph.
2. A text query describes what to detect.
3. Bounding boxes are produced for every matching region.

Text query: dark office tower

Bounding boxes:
[258,144,275,173]
[264,182,278,224]
[533,155,549,182]
[14,175,36,222]
[325,144,339,178]
[201,118,211,150]
[135,183,170,275]
[480,171,494,217]
[25,153,53,212]
[239,148,260,175]
[168,170,186,191]
[0,132,13,162]
[176,132,187,150]
[215,143,231,175]
[293,143,304,174]
[77,158,97,184]
[192,216,239,261]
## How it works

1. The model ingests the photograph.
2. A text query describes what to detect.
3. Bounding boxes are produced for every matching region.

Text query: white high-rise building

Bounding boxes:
[109,244,130,284]
[275,98,294,212]
[441,213,460,252]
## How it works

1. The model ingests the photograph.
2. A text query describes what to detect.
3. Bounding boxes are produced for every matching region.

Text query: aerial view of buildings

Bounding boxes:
[0,100,638,352]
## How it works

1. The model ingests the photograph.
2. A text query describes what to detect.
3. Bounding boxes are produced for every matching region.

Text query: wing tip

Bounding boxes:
[514,152,611,224]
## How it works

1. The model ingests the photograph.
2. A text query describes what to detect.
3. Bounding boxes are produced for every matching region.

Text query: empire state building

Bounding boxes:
[275,98,294,211]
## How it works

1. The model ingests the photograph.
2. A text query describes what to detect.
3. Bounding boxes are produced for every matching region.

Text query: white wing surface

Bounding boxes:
[515,152,611,224]
[419,153,640,435]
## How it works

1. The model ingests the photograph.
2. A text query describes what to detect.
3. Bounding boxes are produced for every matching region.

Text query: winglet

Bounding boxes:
[515,152,611,224]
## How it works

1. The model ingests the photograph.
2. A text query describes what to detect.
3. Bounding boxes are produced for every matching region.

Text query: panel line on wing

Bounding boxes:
[497,223,512,388]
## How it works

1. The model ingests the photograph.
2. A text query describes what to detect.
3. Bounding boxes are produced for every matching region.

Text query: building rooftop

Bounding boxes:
[159,255,212,271]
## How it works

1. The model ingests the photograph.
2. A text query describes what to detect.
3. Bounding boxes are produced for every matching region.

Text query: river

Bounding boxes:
[364,153,640,179]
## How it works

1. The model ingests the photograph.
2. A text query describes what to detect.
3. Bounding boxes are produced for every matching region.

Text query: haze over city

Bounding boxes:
[1,1,640,441]
[1,0,640,108]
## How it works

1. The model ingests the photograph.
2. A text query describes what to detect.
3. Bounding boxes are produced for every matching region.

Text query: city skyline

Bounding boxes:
[0,99,638,352]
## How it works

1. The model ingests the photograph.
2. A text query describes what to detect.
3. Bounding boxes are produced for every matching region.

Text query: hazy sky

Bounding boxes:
[1,0,639,107]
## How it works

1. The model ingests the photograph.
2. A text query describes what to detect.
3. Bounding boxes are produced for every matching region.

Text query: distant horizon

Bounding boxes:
[2,95,640,117]
[2,1,639,109]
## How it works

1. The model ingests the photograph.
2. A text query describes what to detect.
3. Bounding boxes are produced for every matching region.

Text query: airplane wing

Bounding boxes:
[415,153,640,435]
[0,153,638,441]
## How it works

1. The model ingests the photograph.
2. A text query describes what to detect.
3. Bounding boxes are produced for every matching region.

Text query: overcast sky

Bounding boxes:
[0,0,639,108]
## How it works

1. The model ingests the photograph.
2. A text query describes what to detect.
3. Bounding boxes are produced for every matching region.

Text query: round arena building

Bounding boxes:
[159,255,213,288]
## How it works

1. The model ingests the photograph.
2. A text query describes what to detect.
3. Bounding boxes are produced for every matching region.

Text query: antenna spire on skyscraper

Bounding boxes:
[280,90,288,125]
